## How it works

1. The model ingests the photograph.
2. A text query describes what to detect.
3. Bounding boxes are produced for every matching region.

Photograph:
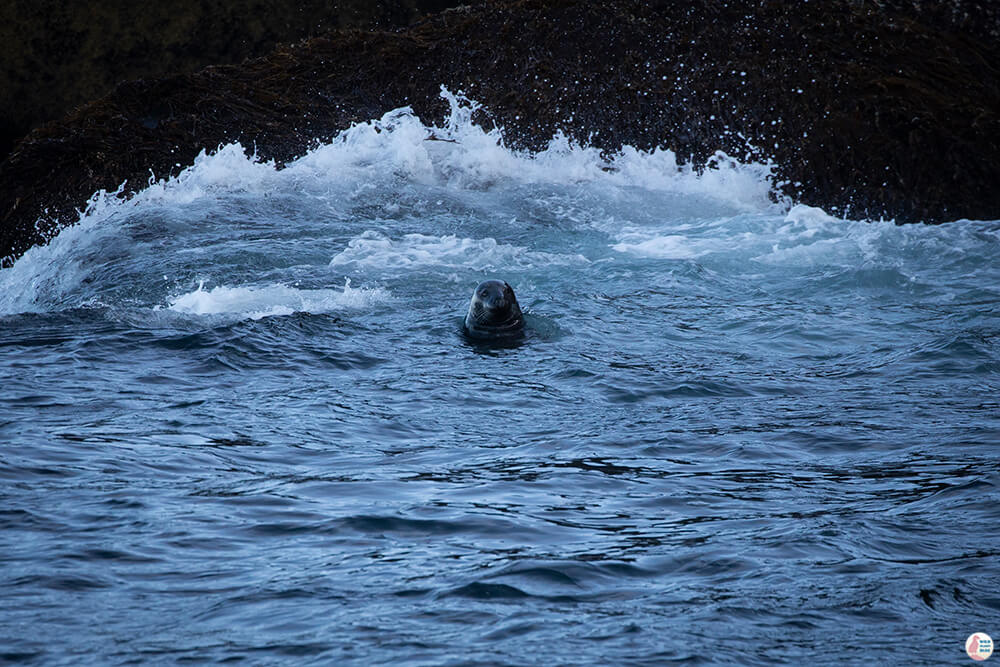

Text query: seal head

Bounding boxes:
[464,280,524,339]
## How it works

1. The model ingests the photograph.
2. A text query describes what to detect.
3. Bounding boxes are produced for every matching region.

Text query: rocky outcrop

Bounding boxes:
[0,0,462,161]
[2,0,998,266]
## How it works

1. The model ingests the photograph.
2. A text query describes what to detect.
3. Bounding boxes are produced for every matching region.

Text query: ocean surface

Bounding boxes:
[2,92,998,665]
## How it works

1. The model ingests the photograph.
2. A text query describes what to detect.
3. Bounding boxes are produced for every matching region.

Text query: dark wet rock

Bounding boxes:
[0,0,463,161]
[2,0,999,266]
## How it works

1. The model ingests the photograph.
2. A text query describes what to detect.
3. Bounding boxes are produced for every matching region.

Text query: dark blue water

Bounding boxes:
[2,98,999,664]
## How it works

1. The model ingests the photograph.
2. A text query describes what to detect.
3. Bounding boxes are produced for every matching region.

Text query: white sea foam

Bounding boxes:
[611,235,702,260]
[139,143,278,205]
[0,145,278,315]
[166,279,389,320]
[749,205,896,267]
[329,231,587,271]
[0,87,791,316]
[13,88,986,318]
[267,87,783,210]
[606,204,911,267]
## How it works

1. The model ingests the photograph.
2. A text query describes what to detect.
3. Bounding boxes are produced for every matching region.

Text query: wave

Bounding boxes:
[0,88,785,314]
[329,231,588,272]
[3,88,997,319]
[165,279,389,321]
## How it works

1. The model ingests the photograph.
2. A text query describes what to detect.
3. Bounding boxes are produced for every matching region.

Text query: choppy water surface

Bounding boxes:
[2,95,999,664]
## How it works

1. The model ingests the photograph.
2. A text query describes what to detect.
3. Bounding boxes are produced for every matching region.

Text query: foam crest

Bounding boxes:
[611,235,701,260]
[285,88,781,210]
[0,191,125,315]
[287,107,437,187]
[614,149,781,212]
[137,143,277,205]
[609,205,902,265]
[167,279,389,320]
[329,231,587,271]
[750,205,893,267]
[0,145,277,315]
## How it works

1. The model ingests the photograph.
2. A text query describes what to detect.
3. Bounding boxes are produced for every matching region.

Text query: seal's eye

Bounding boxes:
[480,290,488,298]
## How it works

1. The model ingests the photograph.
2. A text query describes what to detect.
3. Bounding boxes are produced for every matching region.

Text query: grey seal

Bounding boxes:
[463,280,525,340]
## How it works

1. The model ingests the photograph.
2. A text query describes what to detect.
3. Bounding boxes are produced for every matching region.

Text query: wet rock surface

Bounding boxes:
[0,0,461,160]
[2,0,998,266]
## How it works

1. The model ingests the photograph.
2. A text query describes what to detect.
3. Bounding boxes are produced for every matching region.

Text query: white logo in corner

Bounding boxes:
[967,633,994,661]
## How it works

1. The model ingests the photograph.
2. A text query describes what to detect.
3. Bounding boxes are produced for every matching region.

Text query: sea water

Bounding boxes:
[1,91,998,664]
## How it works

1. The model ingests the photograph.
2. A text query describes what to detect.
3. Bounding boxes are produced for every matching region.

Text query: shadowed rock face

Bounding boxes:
[2,0,999,266]
[0,0,462,161]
